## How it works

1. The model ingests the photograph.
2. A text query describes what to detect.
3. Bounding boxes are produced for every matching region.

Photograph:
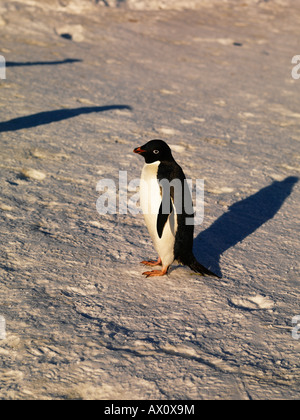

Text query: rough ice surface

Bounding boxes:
[0,0,299,400]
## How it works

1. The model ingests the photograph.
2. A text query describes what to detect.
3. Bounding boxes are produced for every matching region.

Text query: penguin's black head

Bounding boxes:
[133,139,174,164]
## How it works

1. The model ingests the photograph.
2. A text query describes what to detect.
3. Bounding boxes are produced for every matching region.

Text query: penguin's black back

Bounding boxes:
[157,159,195,266]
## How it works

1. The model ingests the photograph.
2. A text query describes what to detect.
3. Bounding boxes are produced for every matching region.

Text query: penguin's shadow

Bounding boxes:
[193,176,299,278]
[6,58,83,67]
[0,105,132,133]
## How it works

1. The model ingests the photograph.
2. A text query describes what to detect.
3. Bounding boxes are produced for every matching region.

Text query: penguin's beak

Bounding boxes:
[133,147,146,155]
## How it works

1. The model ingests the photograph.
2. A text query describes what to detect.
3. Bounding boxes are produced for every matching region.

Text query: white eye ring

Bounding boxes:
[153,150,159,154]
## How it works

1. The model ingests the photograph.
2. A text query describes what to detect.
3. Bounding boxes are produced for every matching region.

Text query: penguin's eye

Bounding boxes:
[153,150,160,154]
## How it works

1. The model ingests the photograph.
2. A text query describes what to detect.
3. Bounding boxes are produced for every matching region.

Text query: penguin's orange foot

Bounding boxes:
[140,258,162,267]
[142,267,168,278]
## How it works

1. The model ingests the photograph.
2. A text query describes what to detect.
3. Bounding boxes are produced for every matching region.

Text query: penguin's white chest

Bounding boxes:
[140,162,177,267]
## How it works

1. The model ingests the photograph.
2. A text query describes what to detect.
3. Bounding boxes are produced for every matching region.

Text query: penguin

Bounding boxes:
[133,139,220,278]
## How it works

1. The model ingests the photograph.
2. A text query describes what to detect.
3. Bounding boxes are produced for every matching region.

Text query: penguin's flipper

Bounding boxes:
[157,197,173,238]
[157,182,175,238]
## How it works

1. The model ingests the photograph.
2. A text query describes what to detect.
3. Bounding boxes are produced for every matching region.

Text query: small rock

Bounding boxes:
[20,169,46,181]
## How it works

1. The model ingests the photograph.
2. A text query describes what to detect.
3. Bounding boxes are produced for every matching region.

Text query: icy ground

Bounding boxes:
[0,0,300,400]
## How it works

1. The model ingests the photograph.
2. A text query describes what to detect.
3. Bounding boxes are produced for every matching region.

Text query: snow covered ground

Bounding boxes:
[0,0,299,399]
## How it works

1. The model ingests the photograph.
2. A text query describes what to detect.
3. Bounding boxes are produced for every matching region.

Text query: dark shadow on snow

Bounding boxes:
[6,58,82,67]
[193,176,299,277]
[0,105,132,132]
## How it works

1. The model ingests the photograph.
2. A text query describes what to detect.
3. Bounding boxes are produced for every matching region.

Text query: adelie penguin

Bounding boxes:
[134,139,220,278]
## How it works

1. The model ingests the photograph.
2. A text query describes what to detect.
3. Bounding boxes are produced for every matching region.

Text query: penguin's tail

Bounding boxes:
[188,255,221,278]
